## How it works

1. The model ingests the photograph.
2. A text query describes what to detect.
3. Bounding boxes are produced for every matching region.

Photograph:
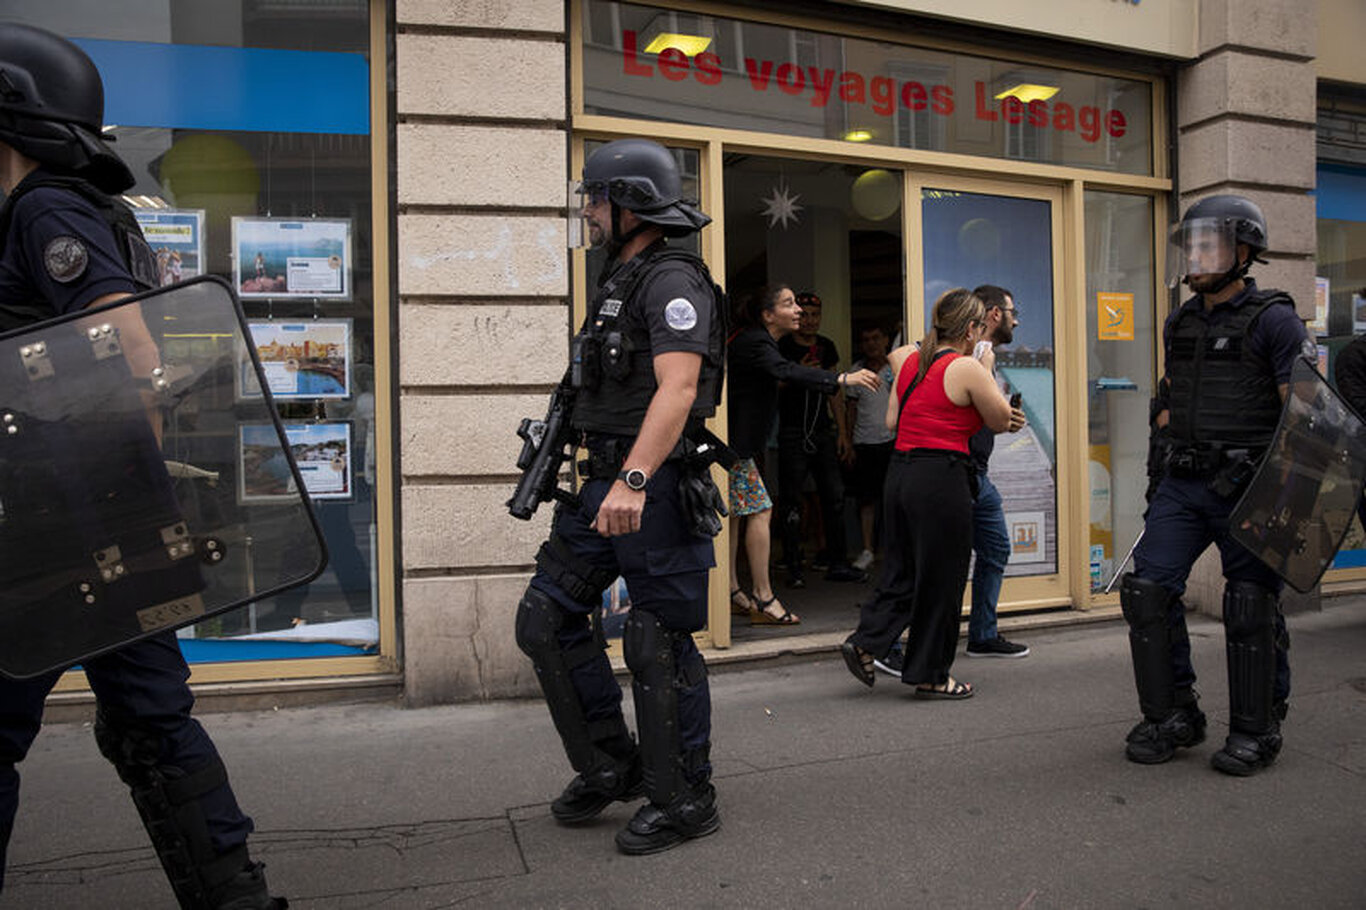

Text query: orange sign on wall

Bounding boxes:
[1097,292,1134,341]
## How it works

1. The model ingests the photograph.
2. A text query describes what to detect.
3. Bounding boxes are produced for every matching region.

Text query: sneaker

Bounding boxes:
[852,549,874,571]
[965,636,1030,658]
[873,647,904,677]
[1124,704,1207,764]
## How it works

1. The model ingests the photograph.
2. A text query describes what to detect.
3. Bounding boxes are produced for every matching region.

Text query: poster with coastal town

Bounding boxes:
[232,217,351,300]
[239,421,353,503]
[239,319,352,400]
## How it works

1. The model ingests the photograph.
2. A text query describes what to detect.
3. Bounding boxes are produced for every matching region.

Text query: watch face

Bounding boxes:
[625,469,647,490]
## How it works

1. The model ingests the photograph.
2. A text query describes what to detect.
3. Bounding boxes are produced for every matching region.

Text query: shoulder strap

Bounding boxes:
[895,348,956,429]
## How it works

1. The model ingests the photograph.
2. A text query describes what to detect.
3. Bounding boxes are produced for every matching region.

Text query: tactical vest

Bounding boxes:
[1166,289,1293,450]
[572,244,725,436]
[0,173,158,332]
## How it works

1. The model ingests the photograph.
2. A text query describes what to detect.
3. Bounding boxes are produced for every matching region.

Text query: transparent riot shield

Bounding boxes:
[0,277,326,678]
[1230,356,1366,593]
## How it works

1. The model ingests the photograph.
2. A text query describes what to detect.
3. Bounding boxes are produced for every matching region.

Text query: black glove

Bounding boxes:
[679,469,727,539]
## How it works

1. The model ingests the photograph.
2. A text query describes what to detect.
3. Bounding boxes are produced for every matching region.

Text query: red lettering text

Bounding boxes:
[694,52,722,86]
[1003,96,1024,125]
[932,84,954,115]
[776,62,806,95]
[974,82,998,122]
[1106,109,1127,138]
[1079,105,1101,142]
[1052,102,1075,132]
[657,48,689,81]
[1027,99,1048,128]
[808,67,836,107]
[622,30,652,77]
[839,71,866,104]
[901,81,927,111]
[871,76,894,116]
[744,57,774,91]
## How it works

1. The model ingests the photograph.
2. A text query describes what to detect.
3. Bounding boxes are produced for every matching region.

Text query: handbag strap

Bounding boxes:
[895,347,957,430]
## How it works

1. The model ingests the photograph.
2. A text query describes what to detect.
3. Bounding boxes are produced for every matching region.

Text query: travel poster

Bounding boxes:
[233,217,351,299]
[239,421,353,503]
[133,209,204,286]
[240,319,352,400]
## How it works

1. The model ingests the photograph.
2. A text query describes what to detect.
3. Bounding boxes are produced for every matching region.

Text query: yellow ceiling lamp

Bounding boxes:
[642,32,712,55]
[994,83,1060,104]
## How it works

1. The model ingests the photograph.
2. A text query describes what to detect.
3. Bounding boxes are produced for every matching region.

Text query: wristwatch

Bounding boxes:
[617,468,649,491]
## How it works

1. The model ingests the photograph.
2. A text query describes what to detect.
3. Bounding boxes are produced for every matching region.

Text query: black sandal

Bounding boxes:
[914,677,973,700]
[840,639,875,688]
[730,588,755,616]
[749,592,800,625]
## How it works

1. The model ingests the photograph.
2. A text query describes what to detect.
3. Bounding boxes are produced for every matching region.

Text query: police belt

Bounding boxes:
[1166,445,1262,480]
[576,420,718,481]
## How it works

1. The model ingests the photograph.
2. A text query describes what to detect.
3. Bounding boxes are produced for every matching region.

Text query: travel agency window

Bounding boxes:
[1315,87,1366,585]
[574,0,1166,624]
[10,1,396,686]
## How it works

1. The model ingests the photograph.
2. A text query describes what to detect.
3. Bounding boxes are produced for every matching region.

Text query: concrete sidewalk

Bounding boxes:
[4,600,1365,909]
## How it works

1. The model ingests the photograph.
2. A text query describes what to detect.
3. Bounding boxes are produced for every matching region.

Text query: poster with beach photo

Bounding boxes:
[240,319,352,400]
[239,421,353,503]
[133,209,204,286]
[233,217,351,300]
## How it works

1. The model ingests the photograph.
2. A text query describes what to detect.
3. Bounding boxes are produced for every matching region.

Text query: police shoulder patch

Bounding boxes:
[664,297,698,331]
[43,236,89,284]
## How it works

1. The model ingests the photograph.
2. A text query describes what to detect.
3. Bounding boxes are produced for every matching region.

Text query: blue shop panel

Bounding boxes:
[74,39,370,135]
[1317,164,1366,224]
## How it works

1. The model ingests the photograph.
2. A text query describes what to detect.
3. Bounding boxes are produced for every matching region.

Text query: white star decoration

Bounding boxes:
[760,180,803,230]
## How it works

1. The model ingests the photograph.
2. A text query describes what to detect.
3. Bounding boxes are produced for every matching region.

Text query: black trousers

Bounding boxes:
[850,451,974,686]
[776,428,848,569]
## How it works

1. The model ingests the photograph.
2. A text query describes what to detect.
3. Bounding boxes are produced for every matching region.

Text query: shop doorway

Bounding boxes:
[722,153,906,637]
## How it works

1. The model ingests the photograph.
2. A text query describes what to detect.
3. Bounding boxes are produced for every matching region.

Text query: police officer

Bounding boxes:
[516,138,724,855]
[1120,194,1307,776]
[0,24,285,907]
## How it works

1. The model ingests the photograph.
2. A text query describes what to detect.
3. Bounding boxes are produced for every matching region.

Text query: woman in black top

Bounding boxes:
[726,284,880,624]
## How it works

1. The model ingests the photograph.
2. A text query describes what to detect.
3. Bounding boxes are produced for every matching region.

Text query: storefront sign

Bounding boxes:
[583,1,1153,176]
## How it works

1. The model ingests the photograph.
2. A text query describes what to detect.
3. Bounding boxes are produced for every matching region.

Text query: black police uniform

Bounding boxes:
[1124,278,1306,768]
[515,238,723,849]
[0,170,265,905]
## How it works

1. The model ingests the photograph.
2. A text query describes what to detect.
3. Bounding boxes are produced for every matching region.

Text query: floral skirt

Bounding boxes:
[728,457,773,517]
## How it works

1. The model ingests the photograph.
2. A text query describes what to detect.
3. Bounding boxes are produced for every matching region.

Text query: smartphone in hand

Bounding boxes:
[973,340,992,360]
[1010,392,1022,408]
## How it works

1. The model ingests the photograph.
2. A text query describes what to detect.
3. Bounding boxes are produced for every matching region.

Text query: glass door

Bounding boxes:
[915,177,1071,608]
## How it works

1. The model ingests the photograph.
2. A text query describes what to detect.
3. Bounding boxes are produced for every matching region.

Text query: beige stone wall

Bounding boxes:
[1176,0,1319,615]
[395,0,568,705]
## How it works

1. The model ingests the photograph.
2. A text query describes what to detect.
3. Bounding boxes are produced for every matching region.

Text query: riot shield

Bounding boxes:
[0,277,326,678]
[1230,356,1366,593]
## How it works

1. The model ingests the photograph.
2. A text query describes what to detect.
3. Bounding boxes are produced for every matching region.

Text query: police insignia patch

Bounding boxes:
[664,297,698,331]
[43,236,89,284]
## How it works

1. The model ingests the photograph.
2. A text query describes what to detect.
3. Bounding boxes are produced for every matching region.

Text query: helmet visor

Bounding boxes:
[568,179,611,249]
[1166,217,1238,288]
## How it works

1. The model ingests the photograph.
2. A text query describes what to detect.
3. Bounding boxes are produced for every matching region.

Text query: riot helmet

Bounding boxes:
[571,138,710,250]
[0,23,134,193]
[1166,194,1268,292]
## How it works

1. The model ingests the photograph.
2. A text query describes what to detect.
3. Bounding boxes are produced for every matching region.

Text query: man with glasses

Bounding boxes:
[876,284,1029,675]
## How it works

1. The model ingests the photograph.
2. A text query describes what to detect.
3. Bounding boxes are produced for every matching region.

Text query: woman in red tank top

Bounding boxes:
[840,288,1012,698]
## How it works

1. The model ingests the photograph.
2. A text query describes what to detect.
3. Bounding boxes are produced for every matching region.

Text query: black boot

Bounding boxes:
[1211,724,1282,776]
[209,859,287,910]
[614,780,720,856]
[1125,693,1206,764]
[550,751,644,824]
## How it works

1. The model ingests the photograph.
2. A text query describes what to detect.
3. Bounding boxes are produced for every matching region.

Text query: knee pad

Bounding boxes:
[94,707,249,909]
[624,611,687,805]
[1120,574,1177,720]
[515,587,623,775]
[515,585,568,660]
[1223,581,1278,735]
